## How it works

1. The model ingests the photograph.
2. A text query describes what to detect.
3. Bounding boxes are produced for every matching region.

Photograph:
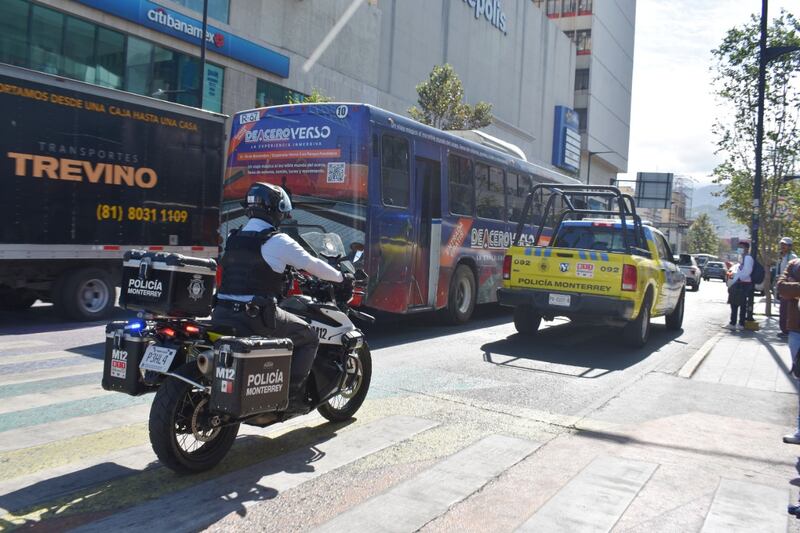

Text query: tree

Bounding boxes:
[710,9,800,315]
[686,214,719,255]
[408,64,493,130]
[288,88,331,104]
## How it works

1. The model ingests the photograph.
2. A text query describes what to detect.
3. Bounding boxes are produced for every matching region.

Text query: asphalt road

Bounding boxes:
[0,280,794,531]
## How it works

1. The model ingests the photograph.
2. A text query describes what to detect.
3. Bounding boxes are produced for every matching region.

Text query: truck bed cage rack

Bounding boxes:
[513,184,649,255]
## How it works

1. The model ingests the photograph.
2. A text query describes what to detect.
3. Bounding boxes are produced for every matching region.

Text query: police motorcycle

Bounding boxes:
[102,231,373,474]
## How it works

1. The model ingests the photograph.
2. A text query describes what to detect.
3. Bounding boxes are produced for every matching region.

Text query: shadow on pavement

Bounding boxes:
[0,305,137,336]
[480,321,683,377]
[0,418,355,531]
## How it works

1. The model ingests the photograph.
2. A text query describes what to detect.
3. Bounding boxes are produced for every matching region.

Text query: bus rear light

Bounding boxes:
[621,264,637,291]
[502,255,512,280]
[348,289,365,307]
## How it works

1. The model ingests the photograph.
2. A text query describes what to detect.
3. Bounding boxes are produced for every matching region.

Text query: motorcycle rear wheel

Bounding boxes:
[317,344,372,422]
[149,364,239,474]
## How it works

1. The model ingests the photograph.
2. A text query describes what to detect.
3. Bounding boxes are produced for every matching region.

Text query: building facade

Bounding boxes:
[1,0,633,177]
[534,0,636,185]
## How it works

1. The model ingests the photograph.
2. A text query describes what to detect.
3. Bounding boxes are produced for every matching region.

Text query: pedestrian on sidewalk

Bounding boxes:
[778,237,797,338]
[727,242,754,330]
[776,257,800,444]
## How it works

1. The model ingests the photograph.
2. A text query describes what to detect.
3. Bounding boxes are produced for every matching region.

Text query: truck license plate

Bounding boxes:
[548,294,571,307]
[140,345,177,373]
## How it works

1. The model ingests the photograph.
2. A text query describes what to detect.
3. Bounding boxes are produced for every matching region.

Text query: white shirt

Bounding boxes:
[218,219,343,302]
[732,254,754,284]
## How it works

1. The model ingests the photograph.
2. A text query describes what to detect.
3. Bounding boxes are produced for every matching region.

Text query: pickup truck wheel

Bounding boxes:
[623,293,652,348]
[444,265,476,324]
[665,290,685,331]
[55,268,116,321]
[513,306,541,335]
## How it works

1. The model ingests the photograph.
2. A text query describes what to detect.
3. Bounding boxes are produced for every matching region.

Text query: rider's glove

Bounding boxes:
[335,272,355,302]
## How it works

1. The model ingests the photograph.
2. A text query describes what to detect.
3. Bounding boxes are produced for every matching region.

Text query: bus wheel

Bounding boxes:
[444,265,476,325]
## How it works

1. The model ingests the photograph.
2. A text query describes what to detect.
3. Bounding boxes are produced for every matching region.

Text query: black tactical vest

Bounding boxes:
[218,230,284,297]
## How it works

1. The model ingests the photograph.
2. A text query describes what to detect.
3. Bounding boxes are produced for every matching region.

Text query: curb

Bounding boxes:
[678,332,723,379]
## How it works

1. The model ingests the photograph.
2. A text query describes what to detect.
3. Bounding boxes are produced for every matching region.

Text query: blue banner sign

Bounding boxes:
[73,0,290,78]
[552,105,580,173]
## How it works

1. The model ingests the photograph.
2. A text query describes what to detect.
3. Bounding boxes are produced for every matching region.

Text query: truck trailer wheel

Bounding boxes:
[55,268,116,321]
[513,306,542,335]
[443,265,476,325]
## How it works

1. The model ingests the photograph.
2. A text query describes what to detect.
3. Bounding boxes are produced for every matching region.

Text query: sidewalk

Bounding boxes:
[692,316,797,394]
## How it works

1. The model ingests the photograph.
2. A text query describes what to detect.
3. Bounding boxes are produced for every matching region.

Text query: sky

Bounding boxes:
[622,0,798,186]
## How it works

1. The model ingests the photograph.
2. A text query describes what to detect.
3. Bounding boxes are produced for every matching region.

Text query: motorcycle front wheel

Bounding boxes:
[149,364,239,474]
[317,344,372,422]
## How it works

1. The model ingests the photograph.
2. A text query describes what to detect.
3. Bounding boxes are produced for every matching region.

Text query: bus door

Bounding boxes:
[410,156,442,307]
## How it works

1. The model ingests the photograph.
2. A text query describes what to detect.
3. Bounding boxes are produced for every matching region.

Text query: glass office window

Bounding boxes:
[125,37,153,96]
[256,79,304,107]
[63,17,96,83]
[0,0,30,67]
[575,68,589,91]
[576,29,592,54]
[30,5,63,74]
[170,0,229,23]
[202,63,224,112]
[95,27,125,89]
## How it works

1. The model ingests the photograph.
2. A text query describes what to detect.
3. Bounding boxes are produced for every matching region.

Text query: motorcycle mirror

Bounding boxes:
[353,250,364,263]
[354,268,368,281]
[339,260,356,274]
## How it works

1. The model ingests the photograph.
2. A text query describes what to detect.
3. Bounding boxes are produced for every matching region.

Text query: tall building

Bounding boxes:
[533,0,636,185]
[1,0,634,177]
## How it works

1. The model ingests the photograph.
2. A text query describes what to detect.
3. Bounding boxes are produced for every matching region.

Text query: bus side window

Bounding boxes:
[448,154,473,216]
[381,135,409,208]
[476,164,505,220]
[507,173,532,223]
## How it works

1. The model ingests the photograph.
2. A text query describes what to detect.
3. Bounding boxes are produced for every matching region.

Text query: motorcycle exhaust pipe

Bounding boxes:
[197,350,214,378]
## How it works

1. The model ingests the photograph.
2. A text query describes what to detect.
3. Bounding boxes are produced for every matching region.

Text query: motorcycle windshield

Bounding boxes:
[300,232,346,259]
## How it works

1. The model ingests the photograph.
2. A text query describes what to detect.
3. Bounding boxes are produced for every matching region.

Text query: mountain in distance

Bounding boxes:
[690,183,748,238]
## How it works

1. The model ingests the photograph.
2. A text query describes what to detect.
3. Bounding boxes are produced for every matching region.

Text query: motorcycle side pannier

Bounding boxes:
[210,337,293,418]
[102,321,156,396]
[120,250,216,317]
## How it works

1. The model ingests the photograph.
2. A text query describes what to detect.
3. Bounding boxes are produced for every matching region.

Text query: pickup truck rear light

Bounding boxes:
[503,255,512,280]
[592,222,614,227]
[622,264,637,291]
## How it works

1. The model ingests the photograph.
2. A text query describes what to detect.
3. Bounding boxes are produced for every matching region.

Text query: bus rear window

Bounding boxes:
[553,226,627,252]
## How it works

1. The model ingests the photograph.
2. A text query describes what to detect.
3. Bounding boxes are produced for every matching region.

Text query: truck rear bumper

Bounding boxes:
[497,288,635,321]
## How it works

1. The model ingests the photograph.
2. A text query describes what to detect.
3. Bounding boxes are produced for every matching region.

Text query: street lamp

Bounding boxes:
[585,150,614,184]
[752,0,800,272]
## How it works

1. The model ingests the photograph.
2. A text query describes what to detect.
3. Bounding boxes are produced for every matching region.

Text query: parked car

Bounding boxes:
[676,254,702,291]
[703,261,728,281]
[726,264,765,295]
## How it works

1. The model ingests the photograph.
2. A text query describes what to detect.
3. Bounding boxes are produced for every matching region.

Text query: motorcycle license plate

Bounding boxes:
[140,345,177,373]
[548,294,571,307]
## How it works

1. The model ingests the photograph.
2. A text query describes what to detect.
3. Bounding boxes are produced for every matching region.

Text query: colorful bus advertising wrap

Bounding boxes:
[223,104,369,254]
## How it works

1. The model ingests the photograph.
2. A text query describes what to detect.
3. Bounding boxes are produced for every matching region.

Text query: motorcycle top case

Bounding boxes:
[120,250,216,317]
[210,337,293,418]
[102,321,155,396]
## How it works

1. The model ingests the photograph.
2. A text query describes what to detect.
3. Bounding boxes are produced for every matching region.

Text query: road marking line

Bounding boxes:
[0,351,79,364]
[70,416,439,533]
[0,340,52,351]
[0,372,102,400]
[0,383,113,415]
[0,393,150,433]
[0,412,326,513]
[0,403,150,453]
[313,434,540,533]
[678,333,723,378]
[516,456,657,532]
[701,478,788,533]
[0,363,101,387]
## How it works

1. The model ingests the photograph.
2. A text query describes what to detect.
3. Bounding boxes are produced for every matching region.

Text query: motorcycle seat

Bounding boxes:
[197,321,238,337]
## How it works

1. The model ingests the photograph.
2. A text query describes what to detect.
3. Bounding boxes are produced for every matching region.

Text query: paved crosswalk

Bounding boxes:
[0,339,791,532]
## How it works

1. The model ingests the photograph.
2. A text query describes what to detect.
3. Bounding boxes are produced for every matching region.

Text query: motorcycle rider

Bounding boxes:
[212,182,349,410]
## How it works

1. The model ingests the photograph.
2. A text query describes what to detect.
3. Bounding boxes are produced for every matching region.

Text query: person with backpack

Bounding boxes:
[728,241,755,330]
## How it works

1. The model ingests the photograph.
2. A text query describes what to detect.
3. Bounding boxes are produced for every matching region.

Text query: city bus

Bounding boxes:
[221,103,579,323]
